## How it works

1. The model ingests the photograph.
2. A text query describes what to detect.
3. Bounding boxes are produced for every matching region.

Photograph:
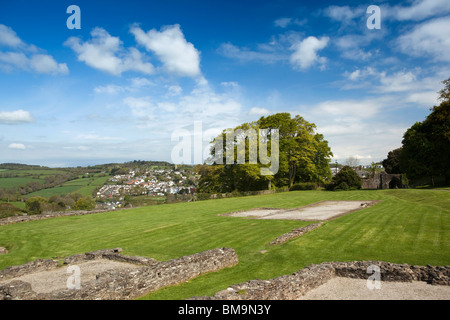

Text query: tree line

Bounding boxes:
[382,78,450,186]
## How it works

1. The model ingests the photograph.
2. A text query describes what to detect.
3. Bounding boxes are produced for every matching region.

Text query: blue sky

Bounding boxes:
[0,0,449,167]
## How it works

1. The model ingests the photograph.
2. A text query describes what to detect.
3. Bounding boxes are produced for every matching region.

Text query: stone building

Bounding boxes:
[361,172,403,189]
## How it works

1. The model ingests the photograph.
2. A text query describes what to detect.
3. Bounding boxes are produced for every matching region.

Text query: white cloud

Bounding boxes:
[63,146,90,151]
[388,0,450,21]
[334,34,376,61]
[65,27,154,76]
[217,42,285,64]
[273,17,306,28]
[131,24,201,78]
[166,84,182,96]
[8,143,26,150]
[248,107,271,116]
[129,77,154,89]
[323,5,363,22]
[76,133,124,141]
[0,110,34,124]
[377,71,417,92]
[123,96,154,119]
[121,82,242,133]
[344,67,377,81]
[0,25,24,48]
[0,51,28,70]
[344,67,444,97]
[397,16,450,62]
[290,36,329,70]
[311,98,383,119]
[94,84,124,95]
[94,77,154,95]
[405,91,439,106]
[274,18,293,28]
[29,54,69,75]
[299,97,406,163]
[221,81,239,88]
[0,25,68,75]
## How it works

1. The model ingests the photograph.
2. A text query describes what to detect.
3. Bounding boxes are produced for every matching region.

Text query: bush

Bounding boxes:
[0,203,24,219]
[73,197,95,211]
[289,182,318,191]
[25,196,48,215]
[334,182,350,191]
[328,166,362,191]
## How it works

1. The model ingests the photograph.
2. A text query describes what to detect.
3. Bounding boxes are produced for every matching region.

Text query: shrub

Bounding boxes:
[0,203,24,219]
[73,197,95,211]
[25,196,48,215]
[334,182,350,191]
[289,182,318,191]
[328,166,362,191]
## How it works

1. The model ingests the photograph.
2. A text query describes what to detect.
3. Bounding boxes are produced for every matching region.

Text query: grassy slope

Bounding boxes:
[0,177,45,190]
[0,189,448,300]
[25,175,109,198]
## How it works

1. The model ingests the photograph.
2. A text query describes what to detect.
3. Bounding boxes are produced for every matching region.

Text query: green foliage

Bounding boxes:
[198,113,333,193]
[25,196,47,215]
[334,182,350,191]
[328,166,362,191]
[438,77,450,102]
[289,182,318,191]
[382,148,402,174]
[0,203,24,218]
[73,197,95,211]
[400,100,450,185]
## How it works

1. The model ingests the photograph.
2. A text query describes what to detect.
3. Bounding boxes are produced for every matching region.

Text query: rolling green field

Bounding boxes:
[25,175,109,198]
[0,177,45,190]
[0,189,449,300]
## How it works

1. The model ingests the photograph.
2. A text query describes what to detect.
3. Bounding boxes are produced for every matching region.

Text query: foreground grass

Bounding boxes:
[0,189,448,300]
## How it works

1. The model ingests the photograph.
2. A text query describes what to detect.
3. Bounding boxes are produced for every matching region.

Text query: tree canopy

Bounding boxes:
[327,166,362,191]
[382,148,402,174]
[398,78,450,185]
[197,113,333,193]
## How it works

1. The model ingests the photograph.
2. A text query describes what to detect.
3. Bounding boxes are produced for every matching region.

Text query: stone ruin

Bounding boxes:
[269,222,323,245]
[190,261,450,300]
[0,247,238,300]
[362,172,403,190]
[2,246,449,300]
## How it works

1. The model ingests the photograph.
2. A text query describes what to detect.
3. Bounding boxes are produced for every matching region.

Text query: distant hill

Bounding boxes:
[0,163,49,170]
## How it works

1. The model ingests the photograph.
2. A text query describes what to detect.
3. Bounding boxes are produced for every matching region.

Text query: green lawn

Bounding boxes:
[0,189,448,300]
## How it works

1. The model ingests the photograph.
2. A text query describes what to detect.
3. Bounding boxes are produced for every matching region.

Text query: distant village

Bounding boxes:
[96,167,197,210]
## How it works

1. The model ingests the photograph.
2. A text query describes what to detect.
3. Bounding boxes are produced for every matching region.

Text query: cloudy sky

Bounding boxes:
[0,0,449,167]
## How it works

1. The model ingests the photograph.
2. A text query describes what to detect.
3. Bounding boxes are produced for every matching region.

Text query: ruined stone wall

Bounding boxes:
[191,261,450,300]
[0,247,238,300]
[362,173,402,189]
[0,209,120,226]
[269,222,323,245]
[0,259,59,281]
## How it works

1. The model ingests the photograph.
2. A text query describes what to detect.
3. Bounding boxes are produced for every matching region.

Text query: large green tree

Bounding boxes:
[382,148,402,174]
[197,113,333,192]
[328,166,362,191]
[400,78,450,185]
